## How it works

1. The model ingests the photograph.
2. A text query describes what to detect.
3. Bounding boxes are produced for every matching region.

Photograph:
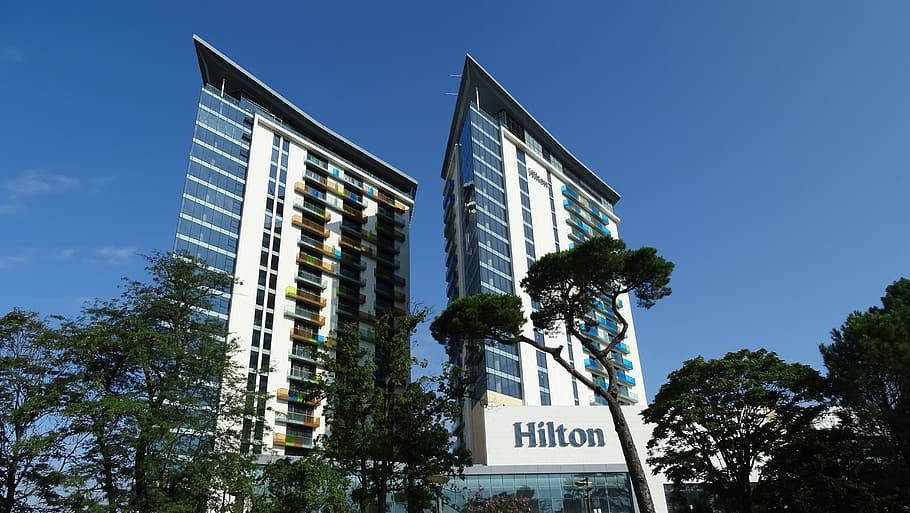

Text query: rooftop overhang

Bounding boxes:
[440,55,620,206]
[193,35,418,199]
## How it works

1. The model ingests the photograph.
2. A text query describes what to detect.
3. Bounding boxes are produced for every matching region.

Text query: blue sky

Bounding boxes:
[2,1,908,398]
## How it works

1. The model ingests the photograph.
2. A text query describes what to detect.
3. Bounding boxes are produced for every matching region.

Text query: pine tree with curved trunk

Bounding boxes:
[431,236,673,513]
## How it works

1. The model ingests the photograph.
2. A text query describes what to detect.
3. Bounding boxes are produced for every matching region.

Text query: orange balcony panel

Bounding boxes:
[286,286,327,308]
[292,215,329,238]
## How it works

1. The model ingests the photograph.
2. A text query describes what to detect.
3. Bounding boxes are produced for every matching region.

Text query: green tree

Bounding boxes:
[755,412,881,513]
[0,310,71,513]
[817,277,910,508]
[61,253,257,513]
[321,310,469,513]
[251,456,350,513]
[642,349,823,513]
[431,236,673,513]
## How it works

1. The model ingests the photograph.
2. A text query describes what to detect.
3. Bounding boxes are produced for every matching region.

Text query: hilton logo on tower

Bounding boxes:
[514,421,607,448]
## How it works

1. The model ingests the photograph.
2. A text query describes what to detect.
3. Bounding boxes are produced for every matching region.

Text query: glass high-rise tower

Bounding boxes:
[174,36,417,457]
[441,55,647,453]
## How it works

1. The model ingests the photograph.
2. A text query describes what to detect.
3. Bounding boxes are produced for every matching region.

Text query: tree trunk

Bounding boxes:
[132,441,150,513]
[516,334,657,513]
[604,393,657,513]
[2,452,15,513]
[94,418,119,506]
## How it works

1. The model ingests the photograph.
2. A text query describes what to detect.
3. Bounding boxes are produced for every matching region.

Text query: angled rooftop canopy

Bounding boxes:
[193,35,418,198]
[441,55,620,205]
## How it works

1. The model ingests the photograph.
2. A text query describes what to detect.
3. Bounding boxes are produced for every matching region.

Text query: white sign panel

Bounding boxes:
[480,404,654,467]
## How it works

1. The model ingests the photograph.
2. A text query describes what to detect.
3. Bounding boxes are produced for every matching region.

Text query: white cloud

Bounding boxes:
[98,246,136,264]
[0,254,31,269]
[50,248,76,260]
[3,170,80,197]
[0,170,82,215]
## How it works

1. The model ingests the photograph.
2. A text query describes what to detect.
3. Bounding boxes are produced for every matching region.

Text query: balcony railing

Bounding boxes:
[292,215,329,238]
[275,411,321,428]
[616,371,636,387]
[297,253,337,274]
[273,432,315,449]
[288,367,317,382]
[299,234,336,256]
[289,345,319,364]
[276,388,322,406]
[293,198,328,219]
[285,286,326,308]
[618,388,639,403]
[305,169,328,186]
[287,307,326,326]
[297,270,326,289]
[306,153,329,171]
[342,205,367,222]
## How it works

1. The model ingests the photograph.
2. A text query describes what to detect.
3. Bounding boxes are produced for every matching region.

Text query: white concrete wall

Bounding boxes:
[498,128,648,407]
[229,116,415,455]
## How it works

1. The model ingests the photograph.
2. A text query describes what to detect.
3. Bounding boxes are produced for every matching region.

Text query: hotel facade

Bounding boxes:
[438,56,670,513]
[173,37,416,457]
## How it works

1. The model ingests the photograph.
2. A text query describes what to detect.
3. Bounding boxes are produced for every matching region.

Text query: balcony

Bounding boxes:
[288,367,318,382]
[297,253,337,274]
[275,411,321,428]
[285,286,326,308]
[376,225,406,242]
[296,270,326,289]
[597,316,618,333]
[286,307,326,326]
[295,182,327,203]
[616,371,636,387]
[338,270,365,287]
[304,169,328,186]
[289,345,319,364]
[618,388,639,404]
[616,356,634,370]
[341,205,367,223]
[276,387,322,406]
[292,215,329,239]
[293,198,328,220]
[377,207,407,227]
[299,235,341,259]
[306,153,329,171]
[273,432,314,449]
[340,236,373,256]
[338,287,367,305]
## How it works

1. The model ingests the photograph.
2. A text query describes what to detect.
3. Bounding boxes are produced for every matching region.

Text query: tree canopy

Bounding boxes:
[0,310,70,513]
[642,349,823,513]
[817,277,910,508]
[323,310,469,513]
[60,253,257,513]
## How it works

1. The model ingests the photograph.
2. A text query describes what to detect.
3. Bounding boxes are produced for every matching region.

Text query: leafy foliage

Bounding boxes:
[522,237,673,334]
[755,413,883,513]
[804,277,910,510]
[643,349,823,513]
[60,253,257,512]
[251,456,350,513]
[322,310,469,513]
[430,294,524,353]
[0,310,71,513]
